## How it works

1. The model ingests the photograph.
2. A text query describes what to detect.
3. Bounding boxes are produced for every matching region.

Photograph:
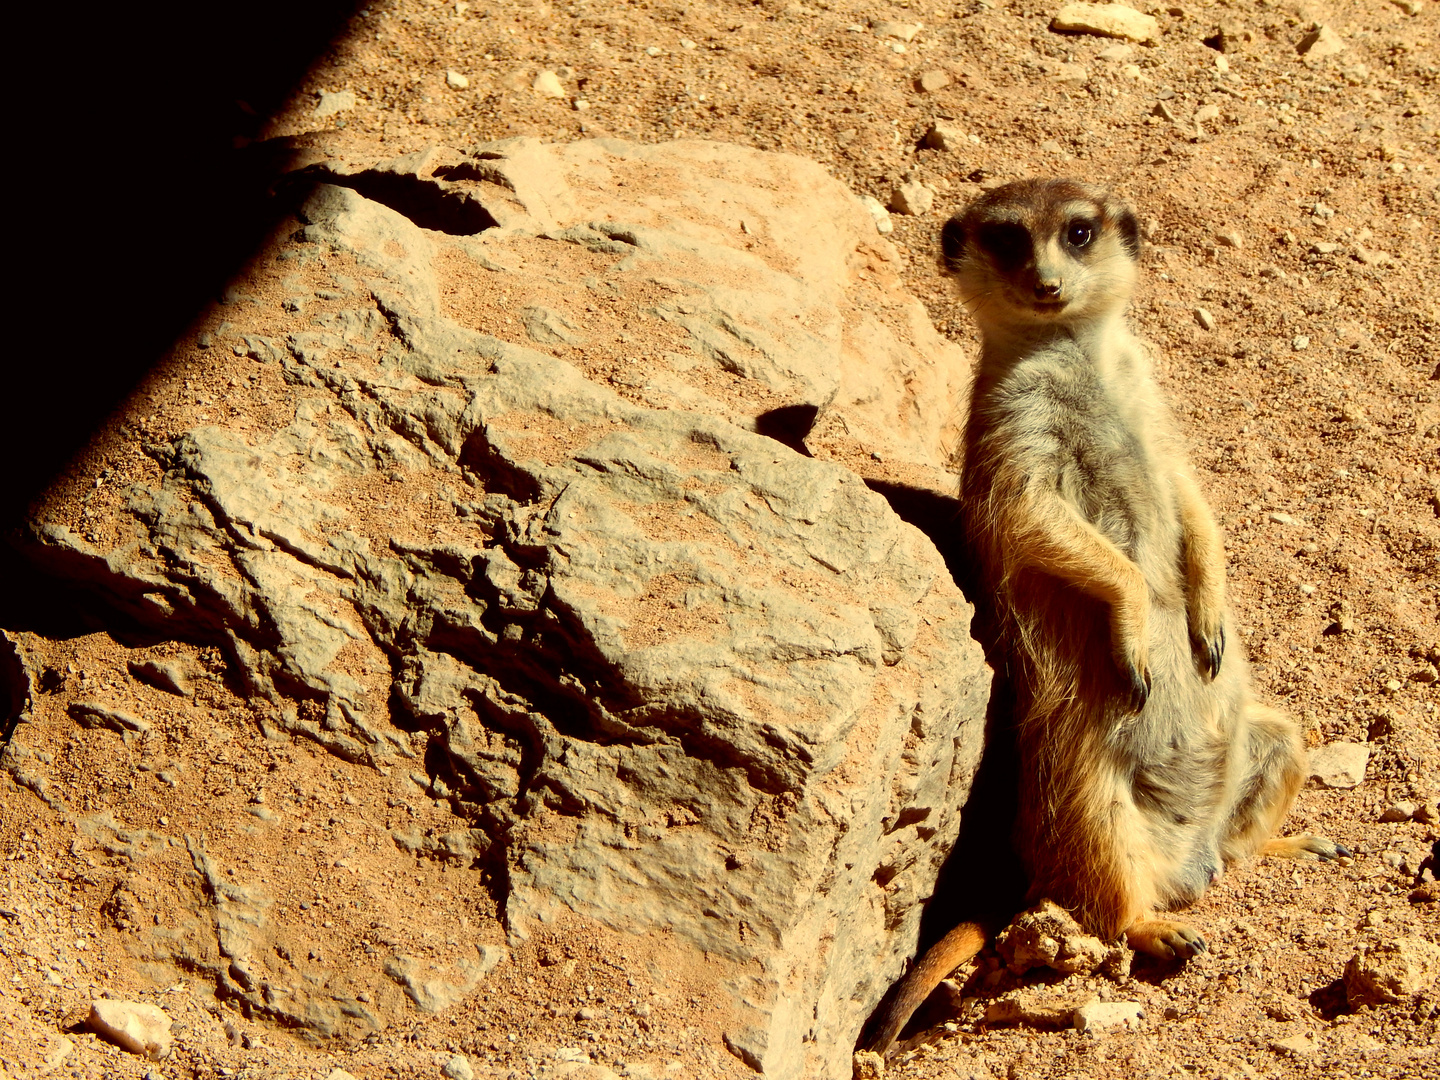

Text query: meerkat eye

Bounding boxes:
[977,222,1032,270]
[1066,221,1096,249]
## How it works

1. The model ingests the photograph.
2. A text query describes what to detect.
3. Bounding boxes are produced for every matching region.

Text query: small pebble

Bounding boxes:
[533,70,566,98]
[1272,1034,1319,1057]
[1074,1000,1145,1032]
[1196,104,1222,125]
[860,195,894,235]
[1308,741,1369,788]
[1195,307,1216,331]
[916,69,951,92]
[313,90,356,118]
[87,1000,173,1060]
[1292,335,1311,351]
[922,122,966,152]
[1297,25,1345,60]
[1051,3,1159,42]
[445,70,469,90]
[1381,801,1419,823]
[872,20,922,42]
[1268,511,1300,526]
[889,180,934,216]
[1214,228,1242,248]
[442,1054,476,1080]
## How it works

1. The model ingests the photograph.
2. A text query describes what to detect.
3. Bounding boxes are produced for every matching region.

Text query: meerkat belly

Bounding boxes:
[1048,385,1241,905]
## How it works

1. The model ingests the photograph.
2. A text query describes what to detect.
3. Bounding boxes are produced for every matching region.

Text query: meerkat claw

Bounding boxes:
[1127,666,1151,713]
[1190,625,1224,680]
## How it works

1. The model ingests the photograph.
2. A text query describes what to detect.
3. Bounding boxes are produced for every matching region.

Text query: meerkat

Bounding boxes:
[864,179,1347,1056]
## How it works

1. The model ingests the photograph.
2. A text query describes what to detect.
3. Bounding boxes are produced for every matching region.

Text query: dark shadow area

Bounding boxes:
[754,404,818,457]
[1308,977,1349,1021]
[858,477,1028,1050]
[324,166,502,235]
[863,480,973,598]
[8,1,365,542]
[0,631,30,746]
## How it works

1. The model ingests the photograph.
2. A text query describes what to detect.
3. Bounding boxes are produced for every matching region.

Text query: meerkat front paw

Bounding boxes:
[1185,570,1226,680]
[1189,620,1225,680]
[1111,590,1151,712]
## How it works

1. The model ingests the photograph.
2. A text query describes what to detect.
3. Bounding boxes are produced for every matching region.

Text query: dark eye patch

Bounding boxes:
[976,222,1032,270]
[1066,219,1097,249]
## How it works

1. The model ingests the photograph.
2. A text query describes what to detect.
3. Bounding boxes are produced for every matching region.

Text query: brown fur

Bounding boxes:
[865,180,1344,1057]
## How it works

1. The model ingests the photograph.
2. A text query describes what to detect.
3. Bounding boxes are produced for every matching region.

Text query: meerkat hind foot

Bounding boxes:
[1126,919,1207,962]
[1260,834,1352,861]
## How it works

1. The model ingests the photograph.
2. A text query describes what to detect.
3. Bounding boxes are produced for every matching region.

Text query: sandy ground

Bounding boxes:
[2,0,1438,1077]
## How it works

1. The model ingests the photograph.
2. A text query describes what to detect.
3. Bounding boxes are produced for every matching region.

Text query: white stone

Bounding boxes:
[443,1054,477,1080]
[889,180,934,216]
[1308,741,1370,788]
[325,1072,361,1080]
[1195,104,1222,125]
[1097,43,1134,61]
[860,195,894,234]
[872,20,922,41]
[1195,307,1216,331]
[533,70,566,98]
[1345,937,1440,1006]
[1272,1034,1319,1056]
[446,70,470,90]
[923,122,966,152]
[1074,1000,1145,1032]
[1297,25,1345,60]
[313,90,357,118]
[43,1038,75,1069]
[1380,801,1418,822]
[917,69,952,92]
[1051,4,1159,43]
[87,1000,173,1060]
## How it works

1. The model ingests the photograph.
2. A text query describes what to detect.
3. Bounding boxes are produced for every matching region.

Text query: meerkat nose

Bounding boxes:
[1034,280,1062,299]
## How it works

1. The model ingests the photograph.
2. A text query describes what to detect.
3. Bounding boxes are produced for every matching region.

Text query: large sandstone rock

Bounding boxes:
[16,138,986,1078]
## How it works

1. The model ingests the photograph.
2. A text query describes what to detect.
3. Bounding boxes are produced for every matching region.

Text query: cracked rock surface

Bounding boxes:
[6,138,985,1079]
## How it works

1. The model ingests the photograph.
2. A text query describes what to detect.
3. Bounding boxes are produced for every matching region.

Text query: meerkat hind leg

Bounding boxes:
[1225,703,1352,862]
[1259,835,1351,861]
[1126,916,1207,961]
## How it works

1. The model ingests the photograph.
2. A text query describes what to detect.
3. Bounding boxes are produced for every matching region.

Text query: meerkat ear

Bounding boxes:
[940,215,967,272]
[1113,206,1141,259]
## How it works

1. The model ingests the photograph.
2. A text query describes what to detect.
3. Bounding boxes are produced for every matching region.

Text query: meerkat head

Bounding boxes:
[940,179,1141,334]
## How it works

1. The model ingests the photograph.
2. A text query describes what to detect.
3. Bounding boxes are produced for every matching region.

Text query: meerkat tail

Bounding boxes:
[865,920,988,1056]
